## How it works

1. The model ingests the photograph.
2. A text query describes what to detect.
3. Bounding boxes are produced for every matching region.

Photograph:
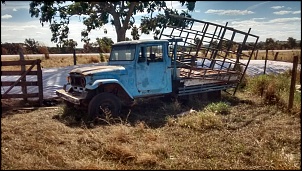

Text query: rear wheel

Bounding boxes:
[88,92,121,121]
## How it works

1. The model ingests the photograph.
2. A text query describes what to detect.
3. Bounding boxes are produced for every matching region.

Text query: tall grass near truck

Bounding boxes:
[245,69,301,114]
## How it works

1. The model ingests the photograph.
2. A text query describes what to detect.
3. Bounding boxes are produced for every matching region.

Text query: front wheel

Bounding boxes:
[88,92,121,121]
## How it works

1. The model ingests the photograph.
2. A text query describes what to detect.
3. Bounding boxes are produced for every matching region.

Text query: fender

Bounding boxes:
[85,79,134,99]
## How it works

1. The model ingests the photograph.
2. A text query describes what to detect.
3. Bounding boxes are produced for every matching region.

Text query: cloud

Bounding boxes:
[11,28,24,31]
[252,18,266,20]
[1,1,30,11]
[274,11,292,15]
[168,1,185,10]
[215,16,300,42]
[273,10,301,15]
[1,20,55,46]
[205,9,254,16]
[1,1,300,47]
[271,6,284,10]
[13,8,17,12]
[1,14,12,19]
[268,17,301,23]
[230,17,301,26]
[231,20,261,28]
[292,11,301,14]
[246,1,270,10]
[23,25,39,29]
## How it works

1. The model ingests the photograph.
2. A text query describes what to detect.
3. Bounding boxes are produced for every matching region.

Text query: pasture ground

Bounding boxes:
[1,90,301,170]
[1,49,301,169]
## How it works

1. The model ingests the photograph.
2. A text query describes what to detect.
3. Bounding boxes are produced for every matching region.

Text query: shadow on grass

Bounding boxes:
[52,92,255,129]
[52,98,183,129]
[1,98,61,118]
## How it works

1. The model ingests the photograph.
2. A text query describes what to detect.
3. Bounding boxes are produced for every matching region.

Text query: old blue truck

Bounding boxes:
[56,15,259,120]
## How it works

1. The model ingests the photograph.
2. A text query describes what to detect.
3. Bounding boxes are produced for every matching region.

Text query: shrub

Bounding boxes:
[176,111,223,131]
[100,53,107,62]
[38,46,50,59]
[87,56,100,63]
[245,70,301,113]
[246,74,271,96]
[204,101,230,115]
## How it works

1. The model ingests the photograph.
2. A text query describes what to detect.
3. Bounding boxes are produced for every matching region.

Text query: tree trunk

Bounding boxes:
[116,28,126,42]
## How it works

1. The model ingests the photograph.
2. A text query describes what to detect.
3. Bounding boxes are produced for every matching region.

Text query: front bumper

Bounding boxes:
[56,89,85,105]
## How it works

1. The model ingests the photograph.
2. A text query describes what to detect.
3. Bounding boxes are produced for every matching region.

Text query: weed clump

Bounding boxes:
[170,110,223,131]
[204,101,231,115]
[245,70,301,114]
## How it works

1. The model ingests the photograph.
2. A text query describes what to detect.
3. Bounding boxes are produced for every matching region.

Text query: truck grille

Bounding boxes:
[70,75,86,87]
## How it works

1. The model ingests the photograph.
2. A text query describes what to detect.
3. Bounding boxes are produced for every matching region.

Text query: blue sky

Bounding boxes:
[1,1,301,48]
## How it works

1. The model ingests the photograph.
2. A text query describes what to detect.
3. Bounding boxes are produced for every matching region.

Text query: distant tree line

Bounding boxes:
[1,37,116,55]
[1,37,300,55]
[259,37,301,50]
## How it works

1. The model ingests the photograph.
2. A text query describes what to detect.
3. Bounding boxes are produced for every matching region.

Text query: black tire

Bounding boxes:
[88,92,121,121]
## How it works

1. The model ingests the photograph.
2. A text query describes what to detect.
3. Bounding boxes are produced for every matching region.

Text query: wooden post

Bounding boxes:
[254,50,258,60]
[264,49,268,75]
[36,59,43,106]
[274,52,279,61]
[19,46,27,102]
[288,56,298,111]
[73,47,76,65]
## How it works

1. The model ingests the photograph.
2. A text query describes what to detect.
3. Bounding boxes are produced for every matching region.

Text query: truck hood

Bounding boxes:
[70,65,126,75]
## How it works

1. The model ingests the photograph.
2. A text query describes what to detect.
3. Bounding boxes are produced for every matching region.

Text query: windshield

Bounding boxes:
[109,44,136,61]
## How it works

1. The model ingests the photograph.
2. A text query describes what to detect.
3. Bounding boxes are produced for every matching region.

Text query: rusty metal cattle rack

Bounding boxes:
[1,59,43,106]
[160,14,259,95]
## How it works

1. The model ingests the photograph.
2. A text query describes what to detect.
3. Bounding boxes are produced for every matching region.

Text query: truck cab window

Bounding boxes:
[146,45,163,62]
[110,45,136,61]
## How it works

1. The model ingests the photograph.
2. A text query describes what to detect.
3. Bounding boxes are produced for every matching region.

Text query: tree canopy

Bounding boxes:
[287,37,297,49]
[28,1,196,46]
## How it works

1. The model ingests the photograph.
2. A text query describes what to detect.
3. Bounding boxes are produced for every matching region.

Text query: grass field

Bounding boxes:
[1,49,301,170]
[210,49,301,64]
[241,50,301,63]
[1,54,110,71]
[1,90,300,170]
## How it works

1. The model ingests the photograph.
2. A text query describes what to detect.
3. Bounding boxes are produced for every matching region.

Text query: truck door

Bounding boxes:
[136,44,169,95]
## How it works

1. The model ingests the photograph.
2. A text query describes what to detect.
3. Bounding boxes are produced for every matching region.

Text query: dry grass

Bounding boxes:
[234,50,301,63]
[1,50,301,169]
[1,91,301,170]
[202,49,301,64]
[1,54,110,71]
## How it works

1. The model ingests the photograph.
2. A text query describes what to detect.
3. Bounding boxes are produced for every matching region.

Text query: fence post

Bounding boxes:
[73,47,77,65]
[36,59,43,106]
[264,49,268,75]
[254,50,258,60]
[19,46,27,102]
[288,56,298,111]
[274,52,279,61]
